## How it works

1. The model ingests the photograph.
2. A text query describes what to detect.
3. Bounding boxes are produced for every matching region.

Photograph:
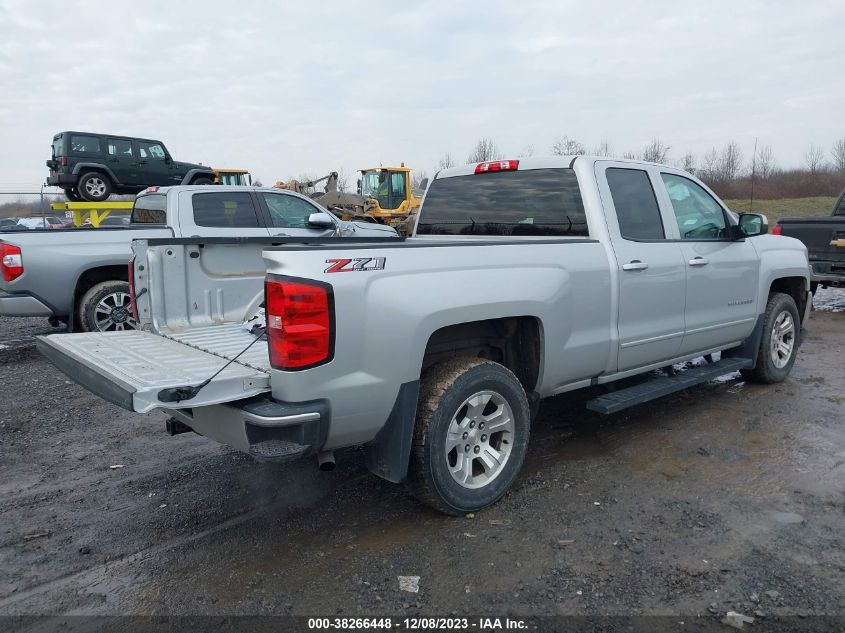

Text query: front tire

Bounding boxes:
[408,358,530,515]
[740,292,800,384]
[77,281,138,332]
[78,172,112,202]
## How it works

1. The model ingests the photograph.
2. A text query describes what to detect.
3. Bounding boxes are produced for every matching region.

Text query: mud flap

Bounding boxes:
[363,380,420,483]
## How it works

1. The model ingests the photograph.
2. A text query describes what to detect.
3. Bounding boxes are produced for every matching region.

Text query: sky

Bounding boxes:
[1,0,843,191]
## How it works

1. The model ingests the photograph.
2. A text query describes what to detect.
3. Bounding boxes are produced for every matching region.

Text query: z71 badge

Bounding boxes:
[325,257,386,273]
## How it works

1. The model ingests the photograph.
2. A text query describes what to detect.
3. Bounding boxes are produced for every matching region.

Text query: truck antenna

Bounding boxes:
[749,137,758,214]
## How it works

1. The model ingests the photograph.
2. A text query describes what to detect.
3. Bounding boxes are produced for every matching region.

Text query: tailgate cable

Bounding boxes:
[157,328,267,404]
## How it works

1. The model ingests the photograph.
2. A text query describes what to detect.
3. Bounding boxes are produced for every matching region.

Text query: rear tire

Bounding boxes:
[192,177,213,185]
[77,280,138,332]
[78,172,112,202]
[407,358,530,515]
[740,292,800,384]
[65,187,83,202]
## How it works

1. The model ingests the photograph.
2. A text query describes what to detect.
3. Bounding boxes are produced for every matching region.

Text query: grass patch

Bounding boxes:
[724,197,836,224]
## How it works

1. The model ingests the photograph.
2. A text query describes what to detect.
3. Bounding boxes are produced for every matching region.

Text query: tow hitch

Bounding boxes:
[165,417,193,436]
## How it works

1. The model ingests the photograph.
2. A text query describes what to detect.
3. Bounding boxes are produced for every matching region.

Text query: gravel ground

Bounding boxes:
[0,291,843,621]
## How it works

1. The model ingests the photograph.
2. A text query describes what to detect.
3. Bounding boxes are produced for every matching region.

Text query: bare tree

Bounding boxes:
[641,138,670,163]
[411,170,429,191]
[438,153,455,170]
[335,168,349,193]
[717,142,743,182]
[467,138,502,163]
[831,138,845,172]
[592,140,613,157]
[551,135,585,156]
[252,178,264,187]
[804,144,826,174]
[622,151,638,160]
[680,152,696,174]
[701,147,719,181]
[519,144,535,157]
[755,145,776,179]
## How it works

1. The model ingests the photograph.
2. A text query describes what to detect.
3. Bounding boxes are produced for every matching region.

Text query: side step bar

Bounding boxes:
[586,357,753,415]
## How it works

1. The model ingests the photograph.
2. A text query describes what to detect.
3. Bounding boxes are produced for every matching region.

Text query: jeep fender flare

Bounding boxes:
[180,168,216,185]
[71,163,119,184]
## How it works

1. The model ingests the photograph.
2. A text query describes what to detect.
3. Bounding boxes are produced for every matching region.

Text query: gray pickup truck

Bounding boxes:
[37,157,811,515]
[0,186,396,331]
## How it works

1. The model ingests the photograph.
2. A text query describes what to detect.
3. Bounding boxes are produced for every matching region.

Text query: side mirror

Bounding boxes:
[356,179,362,195]
[164,155,172,164]
[734,213,768,239]
[308,212,335,229]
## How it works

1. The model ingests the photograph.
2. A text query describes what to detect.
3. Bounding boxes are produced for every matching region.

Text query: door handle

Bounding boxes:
[622,260,649,271]
[689,257,709,266]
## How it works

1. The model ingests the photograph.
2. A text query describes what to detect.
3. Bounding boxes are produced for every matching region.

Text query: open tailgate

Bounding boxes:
[37,331,269,413]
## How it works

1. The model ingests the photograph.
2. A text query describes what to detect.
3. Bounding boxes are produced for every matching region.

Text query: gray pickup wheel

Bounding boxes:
[77,281,138,332]
[78,172,112,202]
[741,292,800,384]
[408,357,530,515]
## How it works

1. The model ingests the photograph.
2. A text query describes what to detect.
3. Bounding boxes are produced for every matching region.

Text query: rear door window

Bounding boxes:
[606,168,665,240]
[108,138,134,157]
[70,135,101,154]
[131,194,167,224]
[192,192,261,228]
[417,168,588,236]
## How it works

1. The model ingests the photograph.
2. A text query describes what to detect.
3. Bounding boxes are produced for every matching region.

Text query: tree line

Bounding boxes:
[426,136,845,199]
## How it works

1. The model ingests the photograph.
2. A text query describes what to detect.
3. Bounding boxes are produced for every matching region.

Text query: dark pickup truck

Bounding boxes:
[774,189,845,292]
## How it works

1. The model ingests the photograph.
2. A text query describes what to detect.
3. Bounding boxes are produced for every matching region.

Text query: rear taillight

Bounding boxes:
[265,276,333,370]
[59,156,67,167]
[771,224,782,236]
[475,160,519,174]
[0,243,23,281]
[128,258,138,320]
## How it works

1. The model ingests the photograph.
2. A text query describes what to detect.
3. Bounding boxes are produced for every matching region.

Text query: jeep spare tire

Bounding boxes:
[78,172,112,202]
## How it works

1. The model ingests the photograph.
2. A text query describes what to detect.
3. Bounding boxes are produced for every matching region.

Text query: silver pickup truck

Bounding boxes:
[0,186,396,331]
[37,157,811,515]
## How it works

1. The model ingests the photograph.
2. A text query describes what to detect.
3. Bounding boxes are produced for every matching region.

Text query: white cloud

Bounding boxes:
[0,0,843,188]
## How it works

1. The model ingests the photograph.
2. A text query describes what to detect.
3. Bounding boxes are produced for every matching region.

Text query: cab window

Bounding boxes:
[131,194,167,224]
[261,193,319,228]
[660,173,728,240]
[192,192,260,228]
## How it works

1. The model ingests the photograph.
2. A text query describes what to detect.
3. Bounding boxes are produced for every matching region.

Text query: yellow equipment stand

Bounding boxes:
[50,201,134,228]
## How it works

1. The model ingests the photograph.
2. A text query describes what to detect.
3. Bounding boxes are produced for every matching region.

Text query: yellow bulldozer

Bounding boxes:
[273,164,426,235]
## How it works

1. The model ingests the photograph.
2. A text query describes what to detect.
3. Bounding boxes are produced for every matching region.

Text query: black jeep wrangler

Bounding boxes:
[46,132,216,202]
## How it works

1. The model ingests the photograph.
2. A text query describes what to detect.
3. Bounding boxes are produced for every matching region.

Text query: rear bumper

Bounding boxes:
[166,396,330,461]
[0,290,54,317]
[810,261,845,286]
[46,173,76,187]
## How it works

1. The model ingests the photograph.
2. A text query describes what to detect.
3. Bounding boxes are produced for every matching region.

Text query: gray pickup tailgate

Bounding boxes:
[36,330,269,413]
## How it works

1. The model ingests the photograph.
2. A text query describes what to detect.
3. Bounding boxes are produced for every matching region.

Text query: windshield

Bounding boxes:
[360,171,383,198]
